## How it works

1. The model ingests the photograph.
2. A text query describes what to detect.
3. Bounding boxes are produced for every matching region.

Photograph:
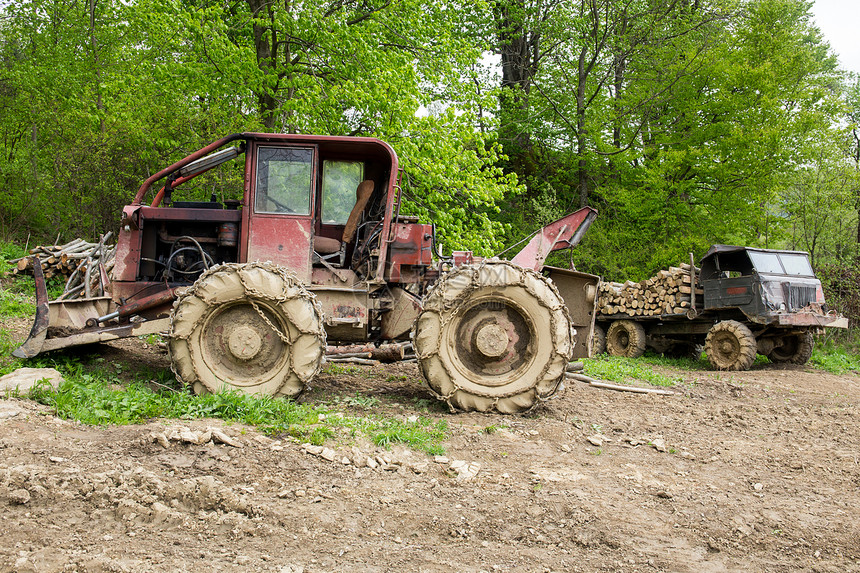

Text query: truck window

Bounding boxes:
[322,160,364,225]
[255,146,313,214]
[748,251,784,274]
[778,253,814,276]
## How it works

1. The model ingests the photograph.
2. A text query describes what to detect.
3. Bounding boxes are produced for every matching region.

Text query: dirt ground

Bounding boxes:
[1,332,859,573]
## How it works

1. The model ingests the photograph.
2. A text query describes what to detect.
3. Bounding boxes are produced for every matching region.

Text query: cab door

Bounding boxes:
[242,144,317,283]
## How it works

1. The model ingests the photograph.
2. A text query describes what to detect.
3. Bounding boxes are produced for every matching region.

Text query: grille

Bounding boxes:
[786,285,816,310]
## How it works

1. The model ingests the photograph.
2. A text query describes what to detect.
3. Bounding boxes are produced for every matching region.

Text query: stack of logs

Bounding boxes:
[9,233,115,300]
[597,263,703,317]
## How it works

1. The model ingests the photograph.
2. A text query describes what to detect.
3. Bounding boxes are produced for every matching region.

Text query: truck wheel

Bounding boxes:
[768,331,814,365]
[591,325,606,356]
[605,321,646,358]
[412,261,573,414]
[168,262,326,397]
[704,320,756,371]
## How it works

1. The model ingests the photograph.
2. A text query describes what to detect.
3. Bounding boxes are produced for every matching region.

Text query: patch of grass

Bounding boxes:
[582,355,682,387]
[332,392,380,410]
[25,360,448,454]
[810,341,860,375]
[636,350,708,370]
[322,363,364,376]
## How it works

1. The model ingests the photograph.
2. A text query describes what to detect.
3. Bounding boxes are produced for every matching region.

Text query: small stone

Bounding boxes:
[48,456,66,463]
[407,415,419,423]
[560,444,571,452]
[277,490,291,498]
[656,490,673,499]
[9,489,30,505]
[210,428,243,448]
[302,444,324,455]
[753,483,763,491]
[320,448,337,462]
[341,456,351,465]
[178,426,200,444]
[0,408,20,420]
[366,457,379,470]
[433,456,449,464]
[651,438,667,452]
[152,432,170,449]
[0,368,64,393]
[587,435,603,447]
[294,489,306,498]
[450,460,481,481]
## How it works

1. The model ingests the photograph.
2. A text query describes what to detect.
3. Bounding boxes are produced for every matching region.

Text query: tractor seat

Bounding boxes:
[314,235,341,254]
[312,179,375,259]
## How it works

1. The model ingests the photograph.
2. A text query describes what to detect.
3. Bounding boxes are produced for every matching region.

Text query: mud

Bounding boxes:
[1,337,859,572]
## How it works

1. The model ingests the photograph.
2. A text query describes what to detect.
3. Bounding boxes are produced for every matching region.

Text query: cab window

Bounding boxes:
[748,251,783,274]
[778,253,814,276]
[322,160,364,225]
[255,146,313,214]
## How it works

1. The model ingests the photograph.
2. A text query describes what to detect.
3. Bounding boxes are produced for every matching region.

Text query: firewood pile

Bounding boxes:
[9,233,115,300]
[597,263,703,317]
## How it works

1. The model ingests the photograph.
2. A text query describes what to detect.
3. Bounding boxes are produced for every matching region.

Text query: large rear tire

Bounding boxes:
[605,320,647,358]
[168,262,325,397]
[591,324,606,356]
[704,320,756,371]
[412,261,574,414]
[767,331,814,365]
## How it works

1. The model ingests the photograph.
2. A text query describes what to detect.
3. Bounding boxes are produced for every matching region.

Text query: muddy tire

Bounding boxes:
[704,320,757,371]
[412,261,574,414]
[168,262,325,397]
[590,324,606,356]
[768,331,814,365]
[605,320,646,358]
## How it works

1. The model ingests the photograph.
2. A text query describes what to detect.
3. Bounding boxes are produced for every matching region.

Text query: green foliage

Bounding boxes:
[810,341,860,375]
[583,355,684,387]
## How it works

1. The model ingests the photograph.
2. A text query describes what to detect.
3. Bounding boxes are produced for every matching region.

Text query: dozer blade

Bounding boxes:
[13,256,50,358]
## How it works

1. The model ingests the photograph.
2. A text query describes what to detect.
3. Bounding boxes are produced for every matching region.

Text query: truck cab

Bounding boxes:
[699,245,827,326]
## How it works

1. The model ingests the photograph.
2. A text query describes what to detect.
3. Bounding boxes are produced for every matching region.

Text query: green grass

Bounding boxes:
[15,358,448,454]
[810,341,860,375]
[582,354,683,387]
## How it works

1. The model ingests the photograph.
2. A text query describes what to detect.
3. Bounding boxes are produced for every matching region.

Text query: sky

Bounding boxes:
[810,0,860,74]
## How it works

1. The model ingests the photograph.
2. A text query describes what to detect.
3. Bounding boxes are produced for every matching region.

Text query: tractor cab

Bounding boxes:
[240,135,399,285]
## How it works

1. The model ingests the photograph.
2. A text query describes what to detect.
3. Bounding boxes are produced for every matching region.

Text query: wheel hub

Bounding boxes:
[720,339,735,354]
[475,323,509,358]
[227,325,263,361]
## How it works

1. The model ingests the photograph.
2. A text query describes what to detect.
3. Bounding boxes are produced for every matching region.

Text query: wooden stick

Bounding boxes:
[565,372,675,395]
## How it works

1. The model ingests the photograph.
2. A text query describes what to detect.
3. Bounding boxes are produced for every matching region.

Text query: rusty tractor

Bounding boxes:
[15,133,600,414]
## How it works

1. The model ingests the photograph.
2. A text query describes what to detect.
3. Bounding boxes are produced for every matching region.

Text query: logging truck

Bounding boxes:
[591,245,848,371]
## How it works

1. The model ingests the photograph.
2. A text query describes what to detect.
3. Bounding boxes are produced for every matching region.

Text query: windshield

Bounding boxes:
[255,146,313,214]
[748,251,783,274]
[778,253,814,276]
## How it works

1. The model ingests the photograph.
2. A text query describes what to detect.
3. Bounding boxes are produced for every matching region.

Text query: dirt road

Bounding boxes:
[1,341,858,572]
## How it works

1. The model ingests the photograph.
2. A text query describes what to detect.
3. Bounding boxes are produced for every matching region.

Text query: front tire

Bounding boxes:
[704,320,757,371]
[412,261,573,414]
[168,262,325,397]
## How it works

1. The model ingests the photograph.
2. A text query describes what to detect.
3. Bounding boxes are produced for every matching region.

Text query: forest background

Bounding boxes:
[1,0,858,326]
